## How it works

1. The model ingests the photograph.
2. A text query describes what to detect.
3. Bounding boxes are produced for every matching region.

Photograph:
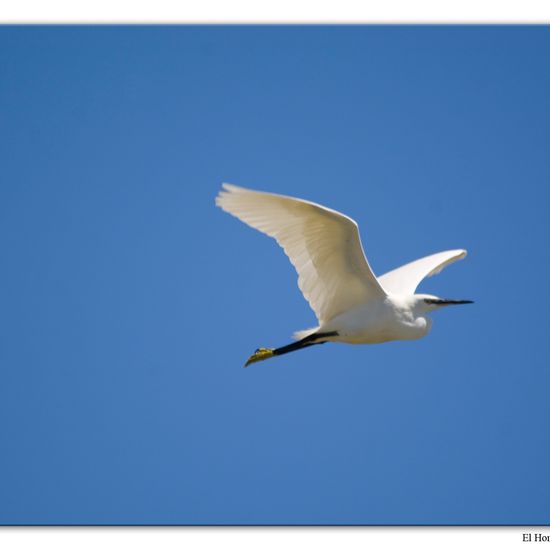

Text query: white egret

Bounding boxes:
[216,184,472,367]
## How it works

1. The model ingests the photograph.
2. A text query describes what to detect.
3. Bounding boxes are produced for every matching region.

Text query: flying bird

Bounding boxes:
[216,184,472,367]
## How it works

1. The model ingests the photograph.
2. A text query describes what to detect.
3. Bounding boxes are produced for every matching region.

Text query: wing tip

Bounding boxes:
[216,182,258,207]
[215,182,240,209]
[221,182,243,193]
[427,249,468,277]
[446,248,467,258]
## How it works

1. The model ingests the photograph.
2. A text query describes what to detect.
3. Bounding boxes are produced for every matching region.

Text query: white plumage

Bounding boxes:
[378,249,467,295]
[216,184,472,366]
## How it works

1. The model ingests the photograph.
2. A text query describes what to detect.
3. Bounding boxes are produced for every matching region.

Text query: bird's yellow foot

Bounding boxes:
[244,348,275,367]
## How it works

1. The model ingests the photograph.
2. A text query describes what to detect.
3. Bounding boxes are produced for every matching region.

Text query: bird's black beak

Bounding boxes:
[425,298,474,306]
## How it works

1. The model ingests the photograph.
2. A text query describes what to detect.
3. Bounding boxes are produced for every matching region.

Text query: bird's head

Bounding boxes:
[414,294,474,313]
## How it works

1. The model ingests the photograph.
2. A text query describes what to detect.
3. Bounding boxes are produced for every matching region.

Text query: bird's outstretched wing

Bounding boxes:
[377,249,467,295]
[216,183,386,324]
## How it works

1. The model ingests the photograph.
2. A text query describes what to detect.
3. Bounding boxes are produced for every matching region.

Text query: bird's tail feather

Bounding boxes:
[293,327,319,341]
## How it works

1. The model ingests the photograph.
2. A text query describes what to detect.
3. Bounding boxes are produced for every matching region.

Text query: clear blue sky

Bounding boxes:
[1,26,549,525]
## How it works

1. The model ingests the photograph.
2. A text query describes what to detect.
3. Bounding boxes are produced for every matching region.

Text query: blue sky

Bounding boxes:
[0,26,549,525]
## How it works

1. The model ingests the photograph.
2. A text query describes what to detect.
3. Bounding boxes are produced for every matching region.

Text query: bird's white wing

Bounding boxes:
[216,183,386,324]
[377,249,467,295]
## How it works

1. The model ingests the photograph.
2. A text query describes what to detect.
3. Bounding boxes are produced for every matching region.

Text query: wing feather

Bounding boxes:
[377,249,467,295]
[216,183,386,324]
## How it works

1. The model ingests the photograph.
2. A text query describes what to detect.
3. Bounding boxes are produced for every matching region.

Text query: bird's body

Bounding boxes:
[321,295,432,345]
[215,183,472,366]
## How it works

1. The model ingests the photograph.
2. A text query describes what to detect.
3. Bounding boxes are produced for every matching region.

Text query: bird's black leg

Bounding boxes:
[272,331,338,356]
[244,331,339,367]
